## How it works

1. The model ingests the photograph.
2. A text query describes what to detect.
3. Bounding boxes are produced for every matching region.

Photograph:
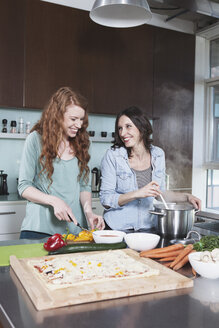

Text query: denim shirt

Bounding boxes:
[99,145,166,231]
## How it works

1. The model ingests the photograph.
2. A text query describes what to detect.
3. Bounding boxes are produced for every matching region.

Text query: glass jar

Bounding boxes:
[26,121,30,134]
[10,120,17,133]
[18,117,24,134]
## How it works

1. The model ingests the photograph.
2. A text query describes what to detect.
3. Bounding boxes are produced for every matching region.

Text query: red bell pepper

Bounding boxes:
[44,233,67,251]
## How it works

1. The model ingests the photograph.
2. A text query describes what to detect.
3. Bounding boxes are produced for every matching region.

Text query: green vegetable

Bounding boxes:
[193,235,219,252]
[48,241,127,255]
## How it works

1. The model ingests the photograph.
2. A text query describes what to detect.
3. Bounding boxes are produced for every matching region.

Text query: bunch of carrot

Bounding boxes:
[140,243,195,271]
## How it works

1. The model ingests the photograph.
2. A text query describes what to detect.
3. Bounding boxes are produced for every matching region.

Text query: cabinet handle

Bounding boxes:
[92,207,97,210]
[0,211,16,215]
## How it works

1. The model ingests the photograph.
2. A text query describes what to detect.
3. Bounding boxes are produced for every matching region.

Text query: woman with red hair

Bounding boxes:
[18,87,105,239]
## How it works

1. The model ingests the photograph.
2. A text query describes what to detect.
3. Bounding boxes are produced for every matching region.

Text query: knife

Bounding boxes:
[67,214,90,232]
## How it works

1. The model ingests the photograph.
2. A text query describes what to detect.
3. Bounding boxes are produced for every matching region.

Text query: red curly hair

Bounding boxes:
[32,87,90,185]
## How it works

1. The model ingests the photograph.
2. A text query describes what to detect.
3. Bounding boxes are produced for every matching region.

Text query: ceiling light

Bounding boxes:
[89,0,152,28]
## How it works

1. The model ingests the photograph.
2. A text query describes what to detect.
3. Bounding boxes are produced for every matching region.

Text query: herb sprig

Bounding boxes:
[193,235,219,252]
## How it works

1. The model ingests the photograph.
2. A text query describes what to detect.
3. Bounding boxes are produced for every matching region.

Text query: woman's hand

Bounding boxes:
[137,181,161,198]
[49,196,78,224]
[118,181,161,206]
[86,213,105,230]
[187,194,202,210]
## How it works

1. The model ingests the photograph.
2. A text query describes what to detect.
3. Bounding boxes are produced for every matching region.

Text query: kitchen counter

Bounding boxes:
[0,193,99,204]
[0,193,27,205]
[0,239,219,328]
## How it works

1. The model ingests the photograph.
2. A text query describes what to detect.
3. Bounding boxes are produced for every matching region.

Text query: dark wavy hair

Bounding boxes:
[32,87,90,185]
[112,106,153,157]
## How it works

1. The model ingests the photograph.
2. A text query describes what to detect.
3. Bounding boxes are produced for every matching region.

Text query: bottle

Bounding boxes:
[10,120,17,133]
[2,173,9,195]
[26,121,30,134]
[18,117,24,134]
[2,119,8,133]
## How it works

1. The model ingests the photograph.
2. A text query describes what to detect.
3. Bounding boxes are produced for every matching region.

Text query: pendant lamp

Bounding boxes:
[89,0,152,28]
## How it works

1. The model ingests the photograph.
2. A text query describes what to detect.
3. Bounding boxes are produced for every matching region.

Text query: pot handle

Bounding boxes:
[149,211,166,216]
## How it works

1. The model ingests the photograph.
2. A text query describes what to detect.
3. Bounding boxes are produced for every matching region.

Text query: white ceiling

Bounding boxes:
[41,0,94,11]
[40,0,194,34]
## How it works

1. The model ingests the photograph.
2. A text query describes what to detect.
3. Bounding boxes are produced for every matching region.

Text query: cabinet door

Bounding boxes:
[152,28,195,189]
[0,203,26,240]
[85,22,154,116]
[0,0,24,107]
[24,0,153,116]
[24,0,92,109]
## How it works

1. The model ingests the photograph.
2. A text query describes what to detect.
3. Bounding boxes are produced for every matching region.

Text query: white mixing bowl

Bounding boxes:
[188,252,219,279]
[124,233,160,252]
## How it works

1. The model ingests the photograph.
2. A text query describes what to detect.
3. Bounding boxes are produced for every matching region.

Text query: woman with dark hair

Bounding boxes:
[100,106,201,231]
[18,87,105,239]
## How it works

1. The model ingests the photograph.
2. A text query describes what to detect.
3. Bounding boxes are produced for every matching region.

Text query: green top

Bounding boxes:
[18,131,91,235]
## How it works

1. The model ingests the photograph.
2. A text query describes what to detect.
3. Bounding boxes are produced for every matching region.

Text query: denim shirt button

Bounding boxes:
[138,200,141,204]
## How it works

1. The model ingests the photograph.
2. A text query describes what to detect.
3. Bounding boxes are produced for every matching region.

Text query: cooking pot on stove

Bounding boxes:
[149,203,197,238]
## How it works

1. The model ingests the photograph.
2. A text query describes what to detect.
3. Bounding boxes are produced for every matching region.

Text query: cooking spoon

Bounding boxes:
[160,193,169,210]
[67,214,90,232]
[153,183,169,210]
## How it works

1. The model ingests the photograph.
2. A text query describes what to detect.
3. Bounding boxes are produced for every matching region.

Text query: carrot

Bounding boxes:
[192,267,197,277]
[140,250,182,259]
[172,254,190,270]
[169,244,193,269]
[158,257,177,262]
[140,243,184,257]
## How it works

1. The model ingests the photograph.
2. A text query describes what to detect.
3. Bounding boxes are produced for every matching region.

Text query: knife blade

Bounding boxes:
[67,214,90,232]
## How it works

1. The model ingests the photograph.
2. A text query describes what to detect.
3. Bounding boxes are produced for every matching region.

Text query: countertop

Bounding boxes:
[0,193,27,205]
[0,239,219,328]
[0,193,100,204]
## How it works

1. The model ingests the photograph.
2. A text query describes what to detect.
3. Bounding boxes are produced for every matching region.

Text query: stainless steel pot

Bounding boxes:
[149,203,196,238]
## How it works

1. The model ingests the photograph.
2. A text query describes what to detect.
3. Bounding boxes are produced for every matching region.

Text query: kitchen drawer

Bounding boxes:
[0,204,26,235]
[92,199,104,216]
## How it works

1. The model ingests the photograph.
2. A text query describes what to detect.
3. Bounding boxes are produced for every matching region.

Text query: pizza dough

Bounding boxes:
[27,250,160,291]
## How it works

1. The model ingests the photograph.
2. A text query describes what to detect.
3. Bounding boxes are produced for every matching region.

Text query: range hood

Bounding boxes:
[148,0,219,31]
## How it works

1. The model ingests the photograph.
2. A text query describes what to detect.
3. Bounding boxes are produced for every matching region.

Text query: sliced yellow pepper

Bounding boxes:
[67,234,76,241]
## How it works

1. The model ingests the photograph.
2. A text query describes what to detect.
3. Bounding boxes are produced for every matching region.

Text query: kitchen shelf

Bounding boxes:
[0,133,27,139]
[91,136,113,143]
[0,133,113,143]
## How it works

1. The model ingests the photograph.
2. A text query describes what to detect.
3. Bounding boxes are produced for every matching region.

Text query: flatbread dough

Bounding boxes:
[27,250,160,291]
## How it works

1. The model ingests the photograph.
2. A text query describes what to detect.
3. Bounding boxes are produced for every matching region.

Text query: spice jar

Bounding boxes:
[10,120,17,133]
[2,119,8,133]
[18,117,24,134]
[26,121,30,134]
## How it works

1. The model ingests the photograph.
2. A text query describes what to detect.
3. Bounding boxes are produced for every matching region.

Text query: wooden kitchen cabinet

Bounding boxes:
[24,0,90,109]
[0,0,24,108]
[24,0,154,116]
[85,22,154,116]
[0,202,26,241]
[152,28,195,190]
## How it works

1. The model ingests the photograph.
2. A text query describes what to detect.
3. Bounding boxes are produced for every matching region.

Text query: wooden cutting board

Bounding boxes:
[10,249,193,311]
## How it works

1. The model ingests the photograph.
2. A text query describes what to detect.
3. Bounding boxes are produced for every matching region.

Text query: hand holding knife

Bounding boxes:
[67,214,89,232]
